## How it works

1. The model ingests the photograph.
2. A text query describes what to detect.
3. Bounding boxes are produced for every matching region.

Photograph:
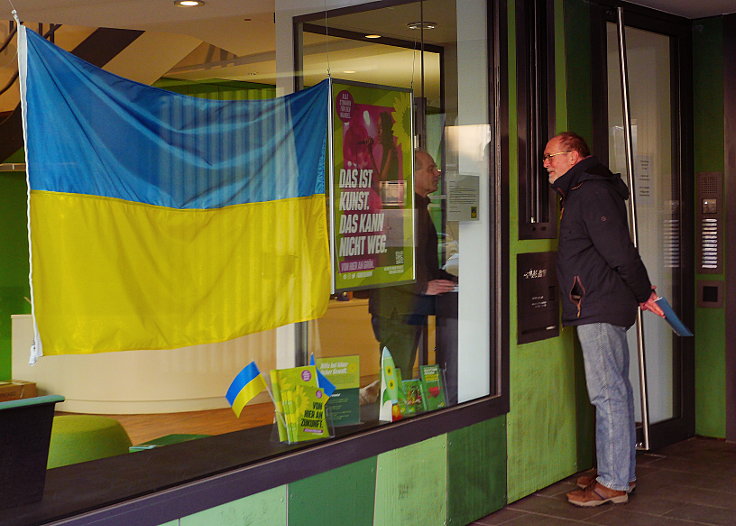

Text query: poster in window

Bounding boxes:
[330,79,415,292]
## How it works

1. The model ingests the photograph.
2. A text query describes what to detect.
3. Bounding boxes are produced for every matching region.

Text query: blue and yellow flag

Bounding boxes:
[226,361,268,417]
[18,27,330,357]
[309,353,336,397]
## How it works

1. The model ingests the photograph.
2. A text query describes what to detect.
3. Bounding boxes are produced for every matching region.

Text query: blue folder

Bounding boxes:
[654,296,693,337]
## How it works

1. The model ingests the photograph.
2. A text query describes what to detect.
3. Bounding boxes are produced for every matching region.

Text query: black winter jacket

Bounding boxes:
[551,156,652,328]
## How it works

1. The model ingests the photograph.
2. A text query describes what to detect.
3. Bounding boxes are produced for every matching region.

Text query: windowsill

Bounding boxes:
[2,396,507,526]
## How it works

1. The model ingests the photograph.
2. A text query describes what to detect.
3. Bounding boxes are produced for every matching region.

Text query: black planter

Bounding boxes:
[0,394,64,509]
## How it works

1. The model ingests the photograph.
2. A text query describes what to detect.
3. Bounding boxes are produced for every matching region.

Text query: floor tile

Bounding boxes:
[650,484,736,510]
[536,479,578,497]
[664,502,736,525]
[634,453,666,466]
[619,493,681,515]
[508,494,605,521]
[502,513,598,525]
[587,507,715,526]
[470,508,527,525]
[473,438,736,526]
[635,466,699,488]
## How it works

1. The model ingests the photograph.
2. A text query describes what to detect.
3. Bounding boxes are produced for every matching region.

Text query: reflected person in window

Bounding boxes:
[365,149,457,398]
[544,131,664,507]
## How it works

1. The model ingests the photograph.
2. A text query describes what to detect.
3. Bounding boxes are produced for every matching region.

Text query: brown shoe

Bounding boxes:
[576,470,636,493]
[567,482,628,507]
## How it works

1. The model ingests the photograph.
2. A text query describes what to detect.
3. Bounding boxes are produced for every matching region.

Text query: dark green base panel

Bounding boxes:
[447,416,507,525]
[288,457,377,526]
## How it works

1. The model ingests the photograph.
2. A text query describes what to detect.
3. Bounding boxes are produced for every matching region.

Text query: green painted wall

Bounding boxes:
[288,457,377,526]
[692,17,726,438]
[160,416,507,526]
[562,0,594,145]
[373,435,448,526]
[505,0,594,503]
[447,417,507,525]
[179,486,287,526]
[0,172,32,381]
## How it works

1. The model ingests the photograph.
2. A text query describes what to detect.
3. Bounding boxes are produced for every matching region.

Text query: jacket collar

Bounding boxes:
[415,193,431,208]
[550,155,599,196]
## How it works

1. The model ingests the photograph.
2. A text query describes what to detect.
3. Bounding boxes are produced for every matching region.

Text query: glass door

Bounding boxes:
[604,14,694,449]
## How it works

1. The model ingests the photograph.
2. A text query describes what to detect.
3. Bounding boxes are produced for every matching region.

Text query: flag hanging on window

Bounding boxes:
[18,26,330,359]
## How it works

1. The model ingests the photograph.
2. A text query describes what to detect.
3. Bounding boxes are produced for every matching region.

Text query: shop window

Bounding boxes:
[2,2,507,521]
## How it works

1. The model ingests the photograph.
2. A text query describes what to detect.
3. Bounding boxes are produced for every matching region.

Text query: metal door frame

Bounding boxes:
[590,0,695,450]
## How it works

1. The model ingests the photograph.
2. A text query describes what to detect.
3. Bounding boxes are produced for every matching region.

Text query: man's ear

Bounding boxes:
[569,150,582,165]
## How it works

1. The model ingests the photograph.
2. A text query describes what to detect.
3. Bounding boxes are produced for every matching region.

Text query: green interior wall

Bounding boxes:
[504,0,594,503]
[692,17,727,438]
[0,172,32,381]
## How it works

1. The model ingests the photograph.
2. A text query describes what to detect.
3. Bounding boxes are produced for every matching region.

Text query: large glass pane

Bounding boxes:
[10,0,493,452]
[607,23,676,424]
[300,0,492,416]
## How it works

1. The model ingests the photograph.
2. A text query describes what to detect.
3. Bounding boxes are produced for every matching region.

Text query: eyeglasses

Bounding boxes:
[542,151,570,162]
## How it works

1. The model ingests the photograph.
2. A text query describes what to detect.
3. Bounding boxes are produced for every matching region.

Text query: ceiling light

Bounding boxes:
[364,34,382,39]
[343,70,356,74]
[174,0,205,6]
[407,21,437,30]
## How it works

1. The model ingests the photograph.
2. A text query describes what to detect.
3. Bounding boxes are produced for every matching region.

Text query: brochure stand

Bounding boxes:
[271,408,334,445]
[268,367,335,444]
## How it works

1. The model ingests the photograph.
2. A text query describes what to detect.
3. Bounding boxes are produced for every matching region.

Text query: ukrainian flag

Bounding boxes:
[226,361,268,417]
[18,27,330,357]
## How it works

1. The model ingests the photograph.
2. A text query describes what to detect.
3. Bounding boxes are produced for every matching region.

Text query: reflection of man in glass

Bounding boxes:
[368,149,457,384]
[374,112,400,182]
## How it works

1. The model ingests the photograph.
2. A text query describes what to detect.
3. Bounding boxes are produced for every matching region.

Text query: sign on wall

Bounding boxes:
[330,80,415,292]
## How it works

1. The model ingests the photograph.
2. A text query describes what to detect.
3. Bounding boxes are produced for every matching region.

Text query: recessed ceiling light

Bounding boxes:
[343,70,356,74]
[407,21,437,30]
[174,0,205,7]
[364,34,382,39]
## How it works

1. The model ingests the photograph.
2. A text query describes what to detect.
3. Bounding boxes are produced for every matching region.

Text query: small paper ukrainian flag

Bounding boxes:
[226,361,267,418]
[309,354,336,397]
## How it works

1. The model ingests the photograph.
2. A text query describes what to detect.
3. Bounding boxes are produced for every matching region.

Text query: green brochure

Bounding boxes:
[271,366,330,443]
[315,356,361,426]
[419,364,447,411]
[402,379,425,415]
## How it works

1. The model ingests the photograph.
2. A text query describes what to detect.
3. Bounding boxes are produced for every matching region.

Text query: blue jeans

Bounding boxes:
[576,323,636,491]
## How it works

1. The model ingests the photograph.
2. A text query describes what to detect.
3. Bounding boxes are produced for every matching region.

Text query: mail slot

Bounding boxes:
[517,251,559,344]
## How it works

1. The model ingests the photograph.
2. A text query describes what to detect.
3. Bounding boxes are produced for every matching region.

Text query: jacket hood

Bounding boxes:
[551,156,629,200]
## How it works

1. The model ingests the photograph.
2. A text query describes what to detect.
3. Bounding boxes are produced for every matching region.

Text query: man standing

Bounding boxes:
[368,149,457,383]
[544,132,663,507]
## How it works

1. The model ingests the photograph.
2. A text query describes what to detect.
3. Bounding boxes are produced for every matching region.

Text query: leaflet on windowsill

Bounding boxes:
[654,296,693,337]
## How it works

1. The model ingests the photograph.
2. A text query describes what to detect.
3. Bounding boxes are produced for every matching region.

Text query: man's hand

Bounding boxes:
[424,279,457,296]
[640,290,665,318]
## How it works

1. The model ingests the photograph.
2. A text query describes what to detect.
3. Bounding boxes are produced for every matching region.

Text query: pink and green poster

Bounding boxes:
[330,80,415,291]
